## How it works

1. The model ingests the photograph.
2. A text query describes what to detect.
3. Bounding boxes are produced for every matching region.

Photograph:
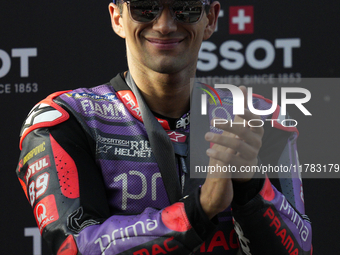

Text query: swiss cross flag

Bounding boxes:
[229,6,254,34]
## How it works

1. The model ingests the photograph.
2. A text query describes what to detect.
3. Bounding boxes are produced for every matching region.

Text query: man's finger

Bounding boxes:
[212,120,264,146]
[205,132,259,160]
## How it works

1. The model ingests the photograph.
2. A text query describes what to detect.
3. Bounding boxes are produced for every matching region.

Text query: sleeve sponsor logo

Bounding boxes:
[23,142,45,165]
[199,229,239,252]
[279,197,310,241]
[132,237,178,255]
[25,155,51,184]
[229,6,254,34]
[263,206,304,255]
[94,218,159,254]
[33,195,59,234]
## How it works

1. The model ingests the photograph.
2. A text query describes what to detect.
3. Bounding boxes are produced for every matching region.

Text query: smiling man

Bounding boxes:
[16,1,312,254]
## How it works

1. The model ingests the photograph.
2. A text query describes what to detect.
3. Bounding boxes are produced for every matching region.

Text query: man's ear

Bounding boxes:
[203,1,221,40]
[109,3,126,38]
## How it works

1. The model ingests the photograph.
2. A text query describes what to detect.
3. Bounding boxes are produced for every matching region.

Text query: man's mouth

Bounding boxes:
[146,38,185,50]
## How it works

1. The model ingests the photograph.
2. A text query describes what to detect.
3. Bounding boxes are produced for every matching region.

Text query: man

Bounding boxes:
[16,1,312,254]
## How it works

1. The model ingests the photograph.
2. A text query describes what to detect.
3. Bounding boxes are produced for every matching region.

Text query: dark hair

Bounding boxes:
[116,0,124,15]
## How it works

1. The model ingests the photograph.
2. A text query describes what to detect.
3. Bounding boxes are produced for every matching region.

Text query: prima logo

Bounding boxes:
[94,218,159,254]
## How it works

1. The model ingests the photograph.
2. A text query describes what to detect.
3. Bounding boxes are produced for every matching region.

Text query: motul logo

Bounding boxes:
[25,155,51,183]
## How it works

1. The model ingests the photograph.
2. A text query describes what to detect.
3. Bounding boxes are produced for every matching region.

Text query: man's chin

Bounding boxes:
[149,60,188,75]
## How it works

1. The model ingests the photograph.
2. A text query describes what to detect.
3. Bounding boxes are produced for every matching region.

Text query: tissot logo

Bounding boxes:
[0,48,37,78]
[229,6,254,34]
[198,6,301,72]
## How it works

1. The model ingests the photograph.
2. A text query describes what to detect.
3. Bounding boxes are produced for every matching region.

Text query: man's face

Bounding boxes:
[110,1,219,75]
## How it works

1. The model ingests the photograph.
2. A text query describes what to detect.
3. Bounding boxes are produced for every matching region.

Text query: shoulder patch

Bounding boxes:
[20,91,71,150]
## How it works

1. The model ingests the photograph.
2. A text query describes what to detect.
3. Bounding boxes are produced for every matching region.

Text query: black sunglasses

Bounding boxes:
[123,0,211,24]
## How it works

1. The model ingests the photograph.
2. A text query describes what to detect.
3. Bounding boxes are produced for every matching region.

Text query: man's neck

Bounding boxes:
[127,65,195,119]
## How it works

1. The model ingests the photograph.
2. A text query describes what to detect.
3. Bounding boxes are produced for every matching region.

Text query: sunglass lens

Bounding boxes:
[173,1,203,23]
[129,0,160,23]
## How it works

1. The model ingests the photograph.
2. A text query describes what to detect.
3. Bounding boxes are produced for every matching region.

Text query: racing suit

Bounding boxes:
[16,73,312,255]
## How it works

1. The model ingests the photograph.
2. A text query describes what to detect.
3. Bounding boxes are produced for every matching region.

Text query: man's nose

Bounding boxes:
[152,7,177,34]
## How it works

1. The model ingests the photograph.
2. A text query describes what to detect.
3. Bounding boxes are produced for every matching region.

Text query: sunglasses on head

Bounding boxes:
[122,0,211,24]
